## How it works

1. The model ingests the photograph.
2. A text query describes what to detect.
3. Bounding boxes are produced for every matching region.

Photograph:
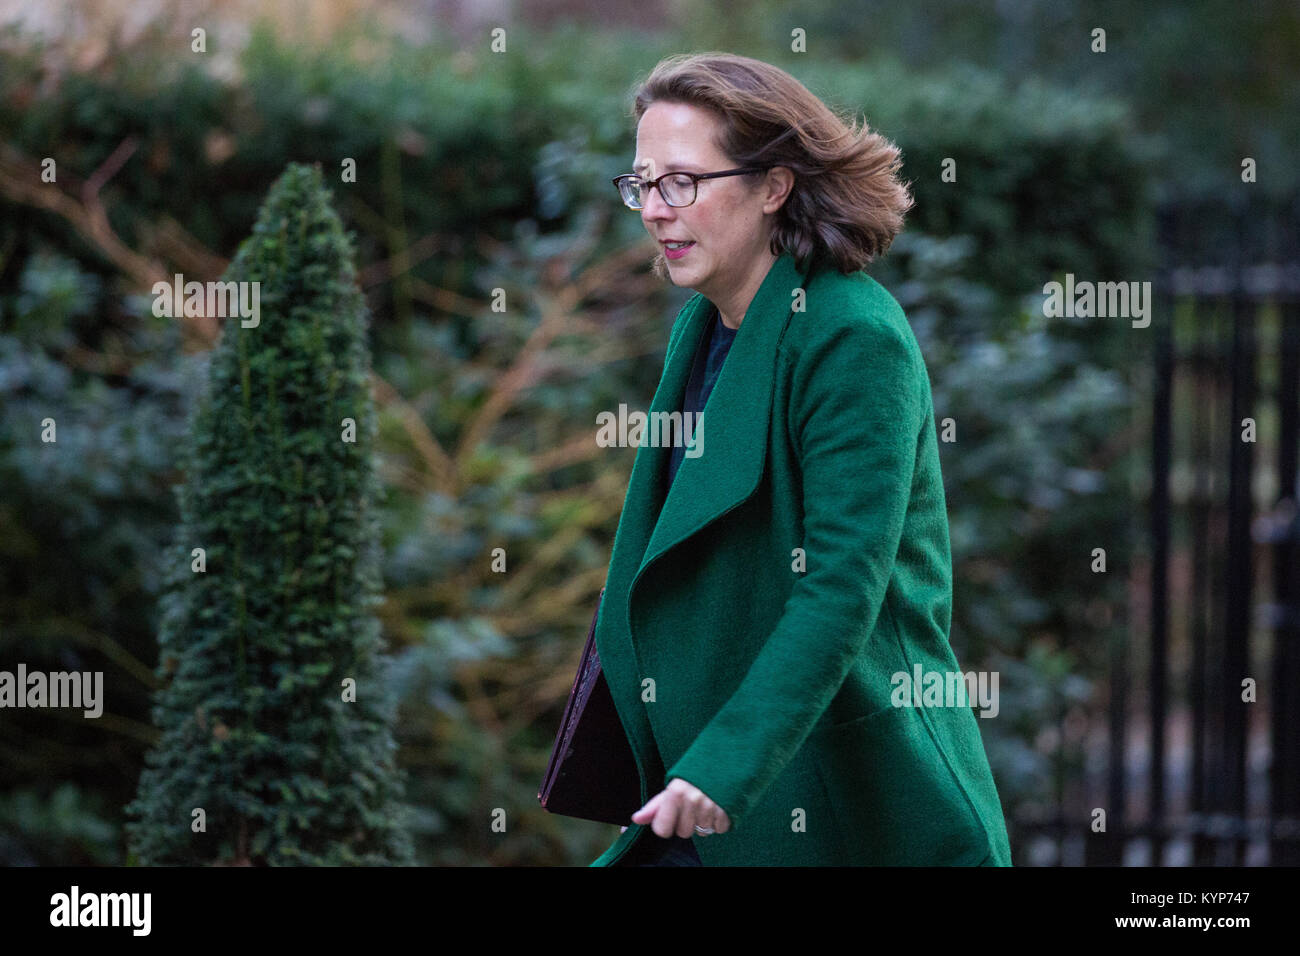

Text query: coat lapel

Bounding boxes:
[630,249,808,596]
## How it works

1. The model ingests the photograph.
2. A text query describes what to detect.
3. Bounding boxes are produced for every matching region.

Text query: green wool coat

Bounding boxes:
[589,249,1012,866]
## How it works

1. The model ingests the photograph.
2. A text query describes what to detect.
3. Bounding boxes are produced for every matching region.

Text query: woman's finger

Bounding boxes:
[655,792,683,839]
[677,792,706,838]
[630,790,661,824]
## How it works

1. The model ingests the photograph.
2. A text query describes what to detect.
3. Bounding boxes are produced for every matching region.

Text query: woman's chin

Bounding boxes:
[663,256,691,275]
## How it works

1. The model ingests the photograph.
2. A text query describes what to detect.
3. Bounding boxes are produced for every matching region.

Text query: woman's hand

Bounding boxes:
[628,777,731,838]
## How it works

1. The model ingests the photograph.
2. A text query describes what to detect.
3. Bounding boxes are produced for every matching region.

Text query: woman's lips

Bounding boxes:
[663,241,695,260]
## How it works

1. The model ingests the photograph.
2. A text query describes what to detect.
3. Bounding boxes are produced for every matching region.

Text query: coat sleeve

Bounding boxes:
[662,312,929,827]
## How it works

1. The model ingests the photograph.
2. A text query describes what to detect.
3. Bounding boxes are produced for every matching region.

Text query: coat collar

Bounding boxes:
[622,249,813,601]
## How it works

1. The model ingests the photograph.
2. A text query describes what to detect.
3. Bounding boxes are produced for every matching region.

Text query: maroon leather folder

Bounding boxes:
[538,587,642,825]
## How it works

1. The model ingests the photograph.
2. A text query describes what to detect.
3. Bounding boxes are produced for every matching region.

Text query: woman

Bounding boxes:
[590,52,1012,866]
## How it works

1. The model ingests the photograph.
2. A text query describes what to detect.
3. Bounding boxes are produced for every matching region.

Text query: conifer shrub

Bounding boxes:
[125,163,414,865]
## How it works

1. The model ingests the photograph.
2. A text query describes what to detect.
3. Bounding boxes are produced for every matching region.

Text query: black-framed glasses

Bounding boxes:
[611,165,772,209]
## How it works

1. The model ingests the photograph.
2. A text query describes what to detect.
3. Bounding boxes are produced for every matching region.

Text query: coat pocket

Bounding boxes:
[810,703,989,866]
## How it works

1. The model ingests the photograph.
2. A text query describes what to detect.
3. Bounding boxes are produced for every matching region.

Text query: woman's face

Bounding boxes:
[634,101,784,302]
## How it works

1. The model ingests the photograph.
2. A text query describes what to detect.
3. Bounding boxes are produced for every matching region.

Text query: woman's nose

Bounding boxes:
[640,183,674,220]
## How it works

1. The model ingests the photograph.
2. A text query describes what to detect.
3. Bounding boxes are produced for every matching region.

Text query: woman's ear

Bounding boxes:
[763,166,795,213]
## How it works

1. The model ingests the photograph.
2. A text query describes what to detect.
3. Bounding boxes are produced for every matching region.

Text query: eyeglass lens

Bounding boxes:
[624,173,695,208]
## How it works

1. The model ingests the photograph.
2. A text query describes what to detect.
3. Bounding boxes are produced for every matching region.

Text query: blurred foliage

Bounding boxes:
[0,783,119,866]
[675,0,1300,200]
[0,12,1170,864]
